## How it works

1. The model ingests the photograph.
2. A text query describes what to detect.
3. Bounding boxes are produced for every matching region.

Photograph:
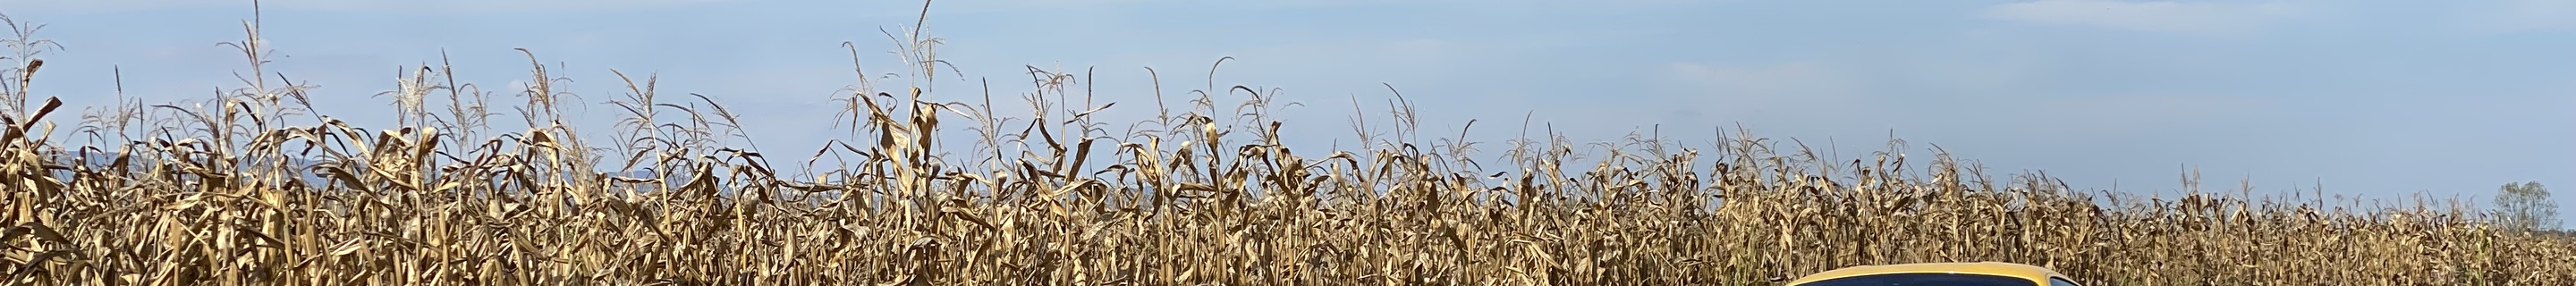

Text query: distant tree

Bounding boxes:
[2493,181,2561,231]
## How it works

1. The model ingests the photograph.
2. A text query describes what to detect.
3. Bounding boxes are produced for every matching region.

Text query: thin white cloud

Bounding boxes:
[1668,62,1860,104]
[1663,62,1881,130]
[0,0,738,13]
[2464,0,2576,33]
[1981,0,2306,36]
[1665,60,2268,139]
[2029,93,2264,129]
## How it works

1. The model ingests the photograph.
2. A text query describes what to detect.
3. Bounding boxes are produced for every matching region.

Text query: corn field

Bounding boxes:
[0,9,2570,286]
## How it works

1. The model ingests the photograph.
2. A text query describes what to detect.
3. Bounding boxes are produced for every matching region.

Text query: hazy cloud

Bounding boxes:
[1667,60,2259,134]
[2029,93,2266,129]
[1668,62,1859,104]
[2464,0,2576,33]
[0,0,739,13]
[1981,0,2307,36]
[1661,62,1885,130]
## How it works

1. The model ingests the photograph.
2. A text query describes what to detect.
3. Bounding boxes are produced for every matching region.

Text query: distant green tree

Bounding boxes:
[2494,181,2561,231]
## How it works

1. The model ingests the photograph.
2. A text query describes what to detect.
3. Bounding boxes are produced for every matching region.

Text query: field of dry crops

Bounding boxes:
[1,11,2572,286]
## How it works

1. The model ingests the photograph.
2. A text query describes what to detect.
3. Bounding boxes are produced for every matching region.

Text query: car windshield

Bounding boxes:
[1795,273,2036,286]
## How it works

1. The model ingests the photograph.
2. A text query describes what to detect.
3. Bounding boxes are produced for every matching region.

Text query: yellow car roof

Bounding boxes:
[1784,262,2067,285]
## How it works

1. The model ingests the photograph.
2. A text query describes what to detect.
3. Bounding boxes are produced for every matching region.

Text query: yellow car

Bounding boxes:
[1783,262,2080,286]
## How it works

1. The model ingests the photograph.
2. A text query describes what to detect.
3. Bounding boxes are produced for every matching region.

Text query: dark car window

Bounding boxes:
[1796,273,2037,286]
[2049,277,2080,286]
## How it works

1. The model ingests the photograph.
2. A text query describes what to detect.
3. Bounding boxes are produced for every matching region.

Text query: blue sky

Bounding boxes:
[4,0,2572,223]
